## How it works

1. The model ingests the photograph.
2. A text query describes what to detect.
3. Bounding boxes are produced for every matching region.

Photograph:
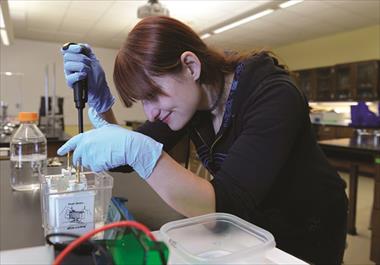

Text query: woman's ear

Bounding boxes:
[180,51,201,81]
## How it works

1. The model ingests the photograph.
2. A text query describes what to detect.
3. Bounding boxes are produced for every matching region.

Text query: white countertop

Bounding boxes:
[0,231,307,265]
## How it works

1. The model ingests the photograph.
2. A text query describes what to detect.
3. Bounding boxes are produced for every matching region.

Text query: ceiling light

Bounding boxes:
[279,0,304,9]
[137,0,169,19]
[213,9,274,34]
[0,29,9,46]
[0,5,5,28]
[5,72,12,76]
[200,33,211,40]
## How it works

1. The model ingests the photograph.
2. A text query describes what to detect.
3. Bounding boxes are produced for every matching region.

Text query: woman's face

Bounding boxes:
[142,68,201,131]
[142,52,202,131]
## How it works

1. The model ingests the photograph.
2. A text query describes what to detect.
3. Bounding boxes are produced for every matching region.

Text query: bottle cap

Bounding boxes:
[18,112,38,122]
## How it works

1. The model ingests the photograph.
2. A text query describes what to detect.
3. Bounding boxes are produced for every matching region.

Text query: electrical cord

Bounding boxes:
[53,221,156,265]
[46,233,114,265]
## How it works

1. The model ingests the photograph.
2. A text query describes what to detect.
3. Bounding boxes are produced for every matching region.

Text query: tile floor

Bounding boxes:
[340,172,375,265]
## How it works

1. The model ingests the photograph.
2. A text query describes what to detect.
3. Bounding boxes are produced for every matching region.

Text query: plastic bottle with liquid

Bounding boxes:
[10,112,47,191]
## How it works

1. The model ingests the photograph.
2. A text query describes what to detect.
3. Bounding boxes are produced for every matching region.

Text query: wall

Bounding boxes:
[0,38,146,126]
[273,25,380,71]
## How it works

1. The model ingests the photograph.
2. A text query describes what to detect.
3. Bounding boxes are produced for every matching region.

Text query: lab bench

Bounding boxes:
[318,138,380,264]
[0,160,182,251]
[314,123,380,176]
[0,231,307,265]
[0,160,306,264]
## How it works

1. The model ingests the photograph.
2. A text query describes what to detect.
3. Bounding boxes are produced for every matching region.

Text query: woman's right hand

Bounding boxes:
[61,43,115,113]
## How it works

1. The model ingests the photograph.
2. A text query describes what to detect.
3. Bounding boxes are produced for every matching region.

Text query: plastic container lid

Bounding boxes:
[18,112,38,122]
[160,213,276,264]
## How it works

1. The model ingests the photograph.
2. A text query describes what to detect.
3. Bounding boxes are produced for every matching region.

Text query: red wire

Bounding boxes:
[53,220,156,265]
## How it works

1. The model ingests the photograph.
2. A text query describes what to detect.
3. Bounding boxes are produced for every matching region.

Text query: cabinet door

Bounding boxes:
[318,125,336,140]
[335,63,355,100]
[356,60,380,100]
[335,127,354,138]
[294,70,315,101]
[315,67,335,101]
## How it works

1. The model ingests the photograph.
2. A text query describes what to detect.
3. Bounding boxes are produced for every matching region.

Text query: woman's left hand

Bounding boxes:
[57,108,163,179]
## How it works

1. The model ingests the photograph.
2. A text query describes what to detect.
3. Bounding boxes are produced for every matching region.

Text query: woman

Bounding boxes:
[59,16,347,264]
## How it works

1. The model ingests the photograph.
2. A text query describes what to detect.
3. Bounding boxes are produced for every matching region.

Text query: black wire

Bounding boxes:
[45,233,114,265]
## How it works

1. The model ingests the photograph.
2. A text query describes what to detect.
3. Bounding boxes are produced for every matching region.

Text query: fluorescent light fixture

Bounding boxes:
[0,5,4,28]
[200,33,211,39]
[0,28,9,45]
[279,0,304,9]
[213,9,274,34]
[1,72,24,76]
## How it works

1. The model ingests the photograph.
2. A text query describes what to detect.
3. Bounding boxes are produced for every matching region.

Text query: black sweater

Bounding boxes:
[118,53,347,262]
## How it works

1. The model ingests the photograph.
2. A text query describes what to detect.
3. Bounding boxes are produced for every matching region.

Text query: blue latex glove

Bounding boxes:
[61,43,115,113]
[57,108,163,179]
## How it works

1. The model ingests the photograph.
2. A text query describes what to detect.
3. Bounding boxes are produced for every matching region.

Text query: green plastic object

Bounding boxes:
[99,197,169,265]
[98,228,169,265]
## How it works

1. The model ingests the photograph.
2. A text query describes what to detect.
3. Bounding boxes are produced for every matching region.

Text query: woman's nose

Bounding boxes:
[143,101,160,122]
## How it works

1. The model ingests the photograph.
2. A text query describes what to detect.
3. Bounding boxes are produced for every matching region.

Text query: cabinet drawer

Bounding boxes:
[335,127,354,138]
[318,126,336,139]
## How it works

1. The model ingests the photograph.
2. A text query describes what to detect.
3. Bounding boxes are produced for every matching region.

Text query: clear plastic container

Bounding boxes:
[10,112,47,191]
[41,170,113,242]
[160,213,276,264]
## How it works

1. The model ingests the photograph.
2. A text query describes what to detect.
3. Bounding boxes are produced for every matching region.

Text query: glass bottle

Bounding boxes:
[10,112,47,191]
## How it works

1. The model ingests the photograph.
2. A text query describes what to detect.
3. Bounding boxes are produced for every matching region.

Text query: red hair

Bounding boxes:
[113,16,242,107]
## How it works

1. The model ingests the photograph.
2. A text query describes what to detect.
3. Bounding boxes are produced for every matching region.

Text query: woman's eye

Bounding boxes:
[147,94,159,103]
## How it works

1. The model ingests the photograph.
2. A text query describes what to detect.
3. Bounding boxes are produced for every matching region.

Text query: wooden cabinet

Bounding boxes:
[356,60,380,101]
[315,125,354,140]
[293,60,380,102]
[318,125,336,140]
[335,126,355,138]
[335,63,355,100]
[293,69,316,101]
[315,67,335,101]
